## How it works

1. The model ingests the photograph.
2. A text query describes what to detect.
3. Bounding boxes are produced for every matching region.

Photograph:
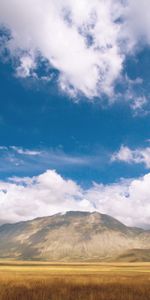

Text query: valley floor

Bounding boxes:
[0,261,149,300]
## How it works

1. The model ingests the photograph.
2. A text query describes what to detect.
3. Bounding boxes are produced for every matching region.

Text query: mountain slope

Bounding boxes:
[0,211,149,261]
[116,249,150,262]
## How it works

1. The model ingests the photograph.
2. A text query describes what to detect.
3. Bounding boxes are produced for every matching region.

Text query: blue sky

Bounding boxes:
[0,0,150,226]
[0,53,150,185]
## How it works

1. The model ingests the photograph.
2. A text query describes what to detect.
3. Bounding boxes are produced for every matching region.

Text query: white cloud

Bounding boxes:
[0,169,150,228]
[0,0,150,99]
[112,145,133,163]
[10,146,41,156]
[126,0,150,45]
[0,170,93,224]
[122,84,148,114]
[0,146,96,172]
[16,54,36,78]
[130,96,148,115]
[85,174,150,228]
[112,145,150,168]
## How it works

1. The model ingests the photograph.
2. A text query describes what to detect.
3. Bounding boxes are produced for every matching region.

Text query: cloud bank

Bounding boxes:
[0,0,150,99]
[0,169,150,228]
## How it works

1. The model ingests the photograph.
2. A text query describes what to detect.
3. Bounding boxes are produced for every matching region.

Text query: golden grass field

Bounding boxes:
[0,261,149,300]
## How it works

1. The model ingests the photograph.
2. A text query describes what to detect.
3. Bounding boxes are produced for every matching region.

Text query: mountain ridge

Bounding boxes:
[0,211,149,262]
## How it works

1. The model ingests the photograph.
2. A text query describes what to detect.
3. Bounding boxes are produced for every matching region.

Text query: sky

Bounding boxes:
[0,0,150,228]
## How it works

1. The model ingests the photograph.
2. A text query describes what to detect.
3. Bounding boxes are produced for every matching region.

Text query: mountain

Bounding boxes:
[116,249,150,262]
[0,211,149,262]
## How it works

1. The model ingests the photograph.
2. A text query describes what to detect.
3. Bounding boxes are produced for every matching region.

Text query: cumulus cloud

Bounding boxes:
[0,0,150,99]
[0,169,150,228]
[0,170,93,224]
[112,145,150,168]
[85,175,150,228]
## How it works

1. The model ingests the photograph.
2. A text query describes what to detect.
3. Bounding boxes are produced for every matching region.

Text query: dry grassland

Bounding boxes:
[0,261,149,300]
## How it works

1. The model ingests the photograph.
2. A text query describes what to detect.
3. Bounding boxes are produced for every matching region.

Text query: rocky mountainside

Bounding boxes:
[0,211,149,261]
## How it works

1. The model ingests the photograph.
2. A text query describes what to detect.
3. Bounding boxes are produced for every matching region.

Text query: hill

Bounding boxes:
[0,211,149,261]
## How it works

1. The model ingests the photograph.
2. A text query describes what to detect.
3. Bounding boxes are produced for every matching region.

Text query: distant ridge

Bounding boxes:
[0,211,149,262]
